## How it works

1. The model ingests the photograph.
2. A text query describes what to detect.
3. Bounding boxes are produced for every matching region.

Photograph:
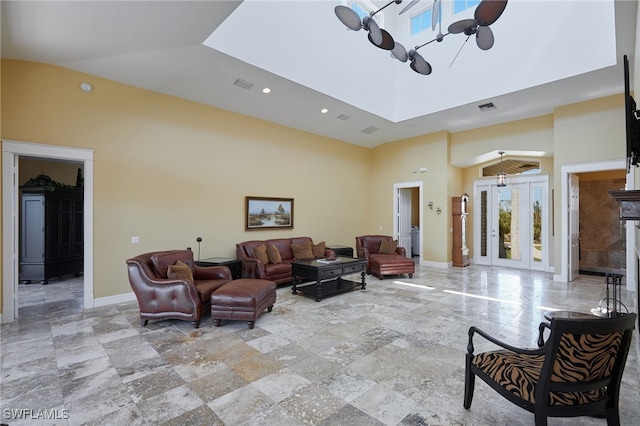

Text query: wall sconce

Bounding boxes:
[435,207,442,215]
[497,151,507,187]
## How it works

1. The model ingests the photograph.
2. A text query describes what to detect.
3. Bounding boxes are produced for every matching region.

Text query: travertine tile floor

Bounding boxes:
[1,264,638,425]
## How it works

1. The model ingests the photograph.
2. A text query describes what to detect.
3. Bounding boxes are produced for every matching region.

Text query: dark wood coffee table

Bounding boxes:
[291,257,366,302]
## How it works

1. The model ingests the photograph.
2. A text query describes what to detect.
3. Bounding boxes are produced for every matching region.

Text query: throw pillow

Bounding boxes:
[312,241,326,258]
[291,241,314,260]
[379,239,398,254]
[253,244,270,265]
[167,260,194,282]
[267,244,282,264]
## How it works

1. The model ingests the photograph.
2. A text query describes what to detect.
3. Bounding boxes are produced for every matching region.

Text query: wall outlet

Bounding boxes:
[131,236,140,244]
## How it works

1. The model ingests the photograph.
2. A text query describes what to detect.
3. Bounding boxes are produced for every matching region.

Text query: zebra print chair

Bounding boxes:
[464,313,637,426]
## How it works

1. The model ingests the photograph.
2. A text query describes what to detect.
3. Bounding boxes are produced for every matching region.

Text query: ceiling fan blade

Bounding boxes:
[432,0,441,31]
[475,0,508,26]
[391,41,408,62]
[368,29,395,50]
[448,18,476,34]
[409,50,432,75]
[476,26,494,50]
[399,0,420,15]
[363,16,383,45]
[334,5,362,31]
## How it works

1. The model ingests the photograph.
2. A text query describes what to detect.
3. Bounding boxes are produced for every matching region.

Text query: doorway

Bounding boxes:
[2,140,94,323]
[559,160,635,289]
[473,175,549,271]
[393,182,423,260]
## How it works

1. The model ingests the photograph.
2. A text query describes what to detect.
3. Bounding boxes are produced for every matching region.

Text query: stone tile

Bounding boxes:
[1,270,639,426]
[251,368,311,403]
[279,383,347,425]
[208,384,275,425]
[135,384,205,424]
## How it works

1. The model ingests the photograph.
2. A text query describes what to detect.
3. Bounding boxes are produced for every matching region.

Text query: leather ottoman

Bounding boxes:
[369,254,415,279]
[210,279,276,329]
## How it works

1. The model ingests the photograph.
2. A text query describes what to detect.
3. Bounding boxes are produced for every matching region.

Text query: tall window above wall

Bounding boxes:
[351,1,369,20]
[454,0,480,15]
[411,8,434,36]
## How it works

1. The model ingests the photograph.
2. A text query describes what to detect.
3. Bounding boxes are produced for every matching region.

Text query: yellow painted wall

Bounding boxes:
[370,131,453,264]
[451,115,555,167]
[1,60,371,300]
[552,95,626,271]
[0,59,630,315]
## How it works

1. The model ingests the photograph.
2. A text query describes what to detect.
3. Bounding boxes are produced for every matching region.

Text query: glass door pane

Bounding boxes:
[532,186,542,264]
[493,185,528,269]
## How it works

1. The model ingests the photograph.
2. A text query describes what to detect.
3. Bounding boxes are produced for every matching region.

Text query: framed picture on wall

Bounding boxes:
[245,196,294,230]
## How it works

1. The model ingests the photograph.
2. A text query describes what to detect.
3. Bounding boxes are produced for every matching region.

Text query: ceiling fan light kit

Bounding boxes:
[335,0,508,76]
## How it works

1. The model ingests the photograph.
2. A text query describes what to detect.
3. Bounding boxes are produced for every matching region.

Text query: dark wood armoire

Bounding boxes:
[20,186,84,283]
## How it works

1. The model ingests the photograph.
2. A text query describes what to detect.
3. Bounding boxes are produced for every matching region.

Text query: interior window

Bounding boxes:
[411,8,434,35]
[454,0,481,15]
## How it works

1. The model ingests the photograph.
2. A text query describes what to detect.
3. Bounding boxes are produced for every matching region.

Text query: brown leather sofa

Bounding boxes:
[126,249,232,328]
[236,237,335,284]
[356,235,415,279]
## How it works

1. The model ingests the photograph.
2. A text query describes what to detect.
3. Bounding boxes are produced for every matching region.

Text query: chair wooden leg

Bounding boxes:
[606,407,621,426]
[463,354,475,409]
[141,318,148,327]
[192,320,200,328]
[247,320,255,329]
[213,319,222,327]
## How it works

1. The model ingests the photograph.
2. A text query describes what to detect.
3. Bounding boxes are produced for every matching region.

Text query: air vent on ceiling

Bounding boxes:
[361,125,379,135]
[233,78,254,90]
[336,114,351,121]
[478,102,496,111]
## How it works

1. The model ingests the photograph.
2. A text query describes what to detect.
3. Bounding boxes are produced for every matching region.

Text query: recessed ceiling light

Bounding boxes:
[262,87,271,94]
[321,108,328,114]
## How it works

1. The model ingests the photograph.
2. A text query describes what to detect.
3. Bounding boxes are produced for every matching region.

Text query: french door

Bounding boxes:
[474,176,549,271]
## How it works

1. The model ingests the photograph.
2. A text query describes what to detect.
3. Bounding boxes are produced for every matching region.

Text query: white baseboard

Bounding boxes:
[93,291,136,308]
[420,260,450,268]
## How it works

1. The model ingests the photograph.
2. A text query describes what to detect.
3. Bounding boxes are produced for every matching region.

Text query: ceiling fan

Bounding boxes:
[448,0,508,51]
[334,0,508,76]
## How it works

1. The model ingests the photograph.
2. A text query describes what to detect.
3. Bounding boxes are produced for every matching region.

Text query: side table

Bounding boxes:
[326,245,354,258]
[195,257,242,279]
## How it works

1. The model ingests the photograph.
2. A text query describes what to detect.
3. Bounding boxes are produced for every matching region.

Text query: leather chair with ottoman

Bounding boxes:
[126,249,233,328]
[356,235,415,279]
[210,278,276,329]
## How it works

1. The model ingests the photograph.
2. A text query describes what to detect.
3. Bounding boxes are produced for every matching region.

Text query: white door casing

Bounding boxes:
[2,140,94,323]
[398,188,412,257]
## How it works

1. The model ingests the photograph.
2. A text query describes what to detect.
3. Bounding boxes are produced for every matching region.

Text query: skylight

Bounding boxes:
[203,0,617,123]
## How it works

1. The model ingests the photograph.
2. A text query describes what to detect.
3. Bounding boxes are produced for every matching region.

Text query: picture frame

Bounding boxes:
[245,196,294,230]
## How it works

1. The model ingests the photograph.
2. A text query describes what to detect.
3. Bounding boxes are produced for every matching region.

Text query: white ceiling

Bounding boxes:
[1,0,637,155]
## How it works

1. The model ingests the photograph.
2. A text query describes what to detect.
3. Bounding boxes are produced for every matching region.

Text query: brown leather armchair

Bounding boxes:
[126,250,232,328]
[355,235,415,279]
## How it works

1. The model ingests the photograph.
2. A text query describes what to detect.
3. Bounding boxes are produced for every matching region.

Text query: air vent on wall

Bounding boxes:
[361,126,379,135]
[478,102,496,111]
[336,114,351,121]
[233,78,254,90]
